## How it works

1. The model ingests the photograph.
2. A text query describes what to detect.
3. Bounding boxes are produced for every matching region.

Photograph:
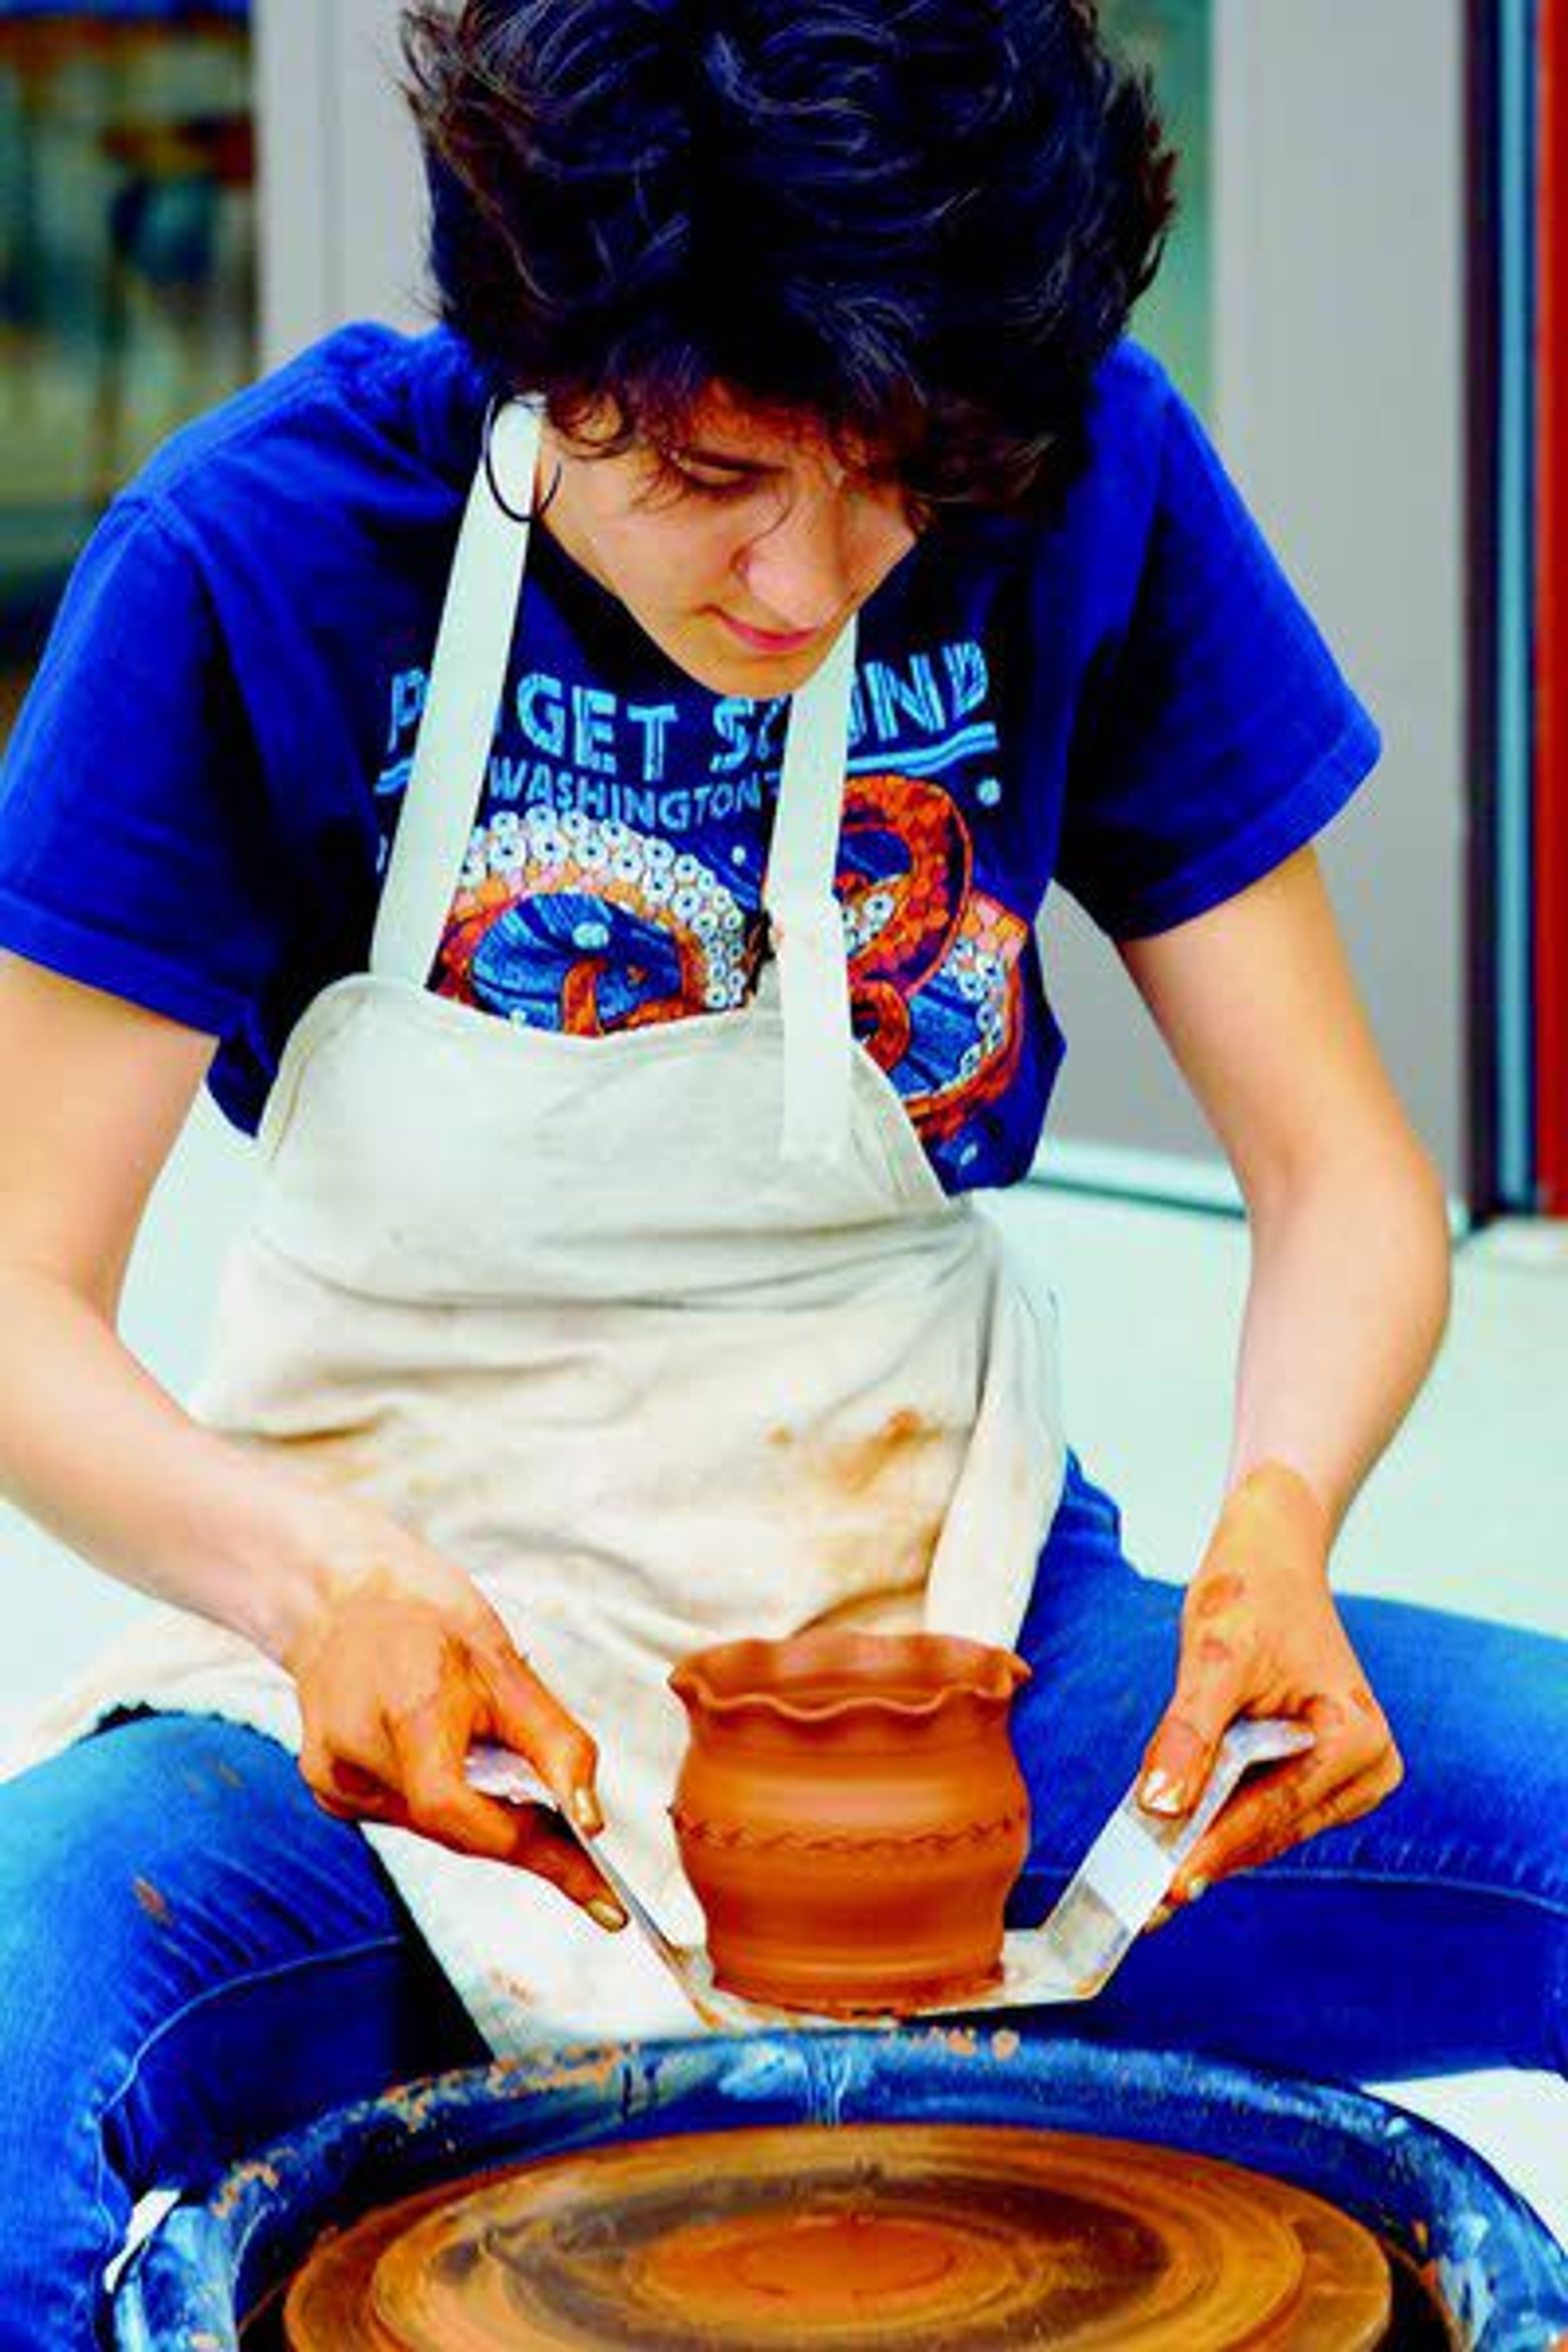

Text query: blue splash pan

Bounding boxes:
[114,2028,1568,2349]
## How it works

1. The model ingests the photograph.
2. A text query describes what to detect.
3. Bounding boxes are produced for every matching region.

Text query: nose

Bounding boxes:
[735,484,902,634]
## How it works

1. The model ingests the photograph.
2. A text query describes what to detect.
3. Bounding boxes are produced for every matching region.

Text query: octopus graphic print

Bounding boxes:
[413,638,1044,1187]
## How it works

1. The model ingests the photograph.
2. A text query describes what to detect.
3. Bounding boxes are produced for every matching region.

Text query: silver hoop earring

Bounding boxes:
[482,393,564,524]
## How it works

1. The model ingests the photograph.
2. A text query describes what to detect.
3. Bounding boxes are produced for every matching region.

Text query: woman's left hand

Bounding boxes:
[1135,1461,1404,1915]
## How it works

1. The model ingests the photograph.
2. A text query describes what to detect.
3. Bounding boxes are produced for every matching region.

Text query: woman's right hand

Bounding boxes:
[280,1525,628,1934]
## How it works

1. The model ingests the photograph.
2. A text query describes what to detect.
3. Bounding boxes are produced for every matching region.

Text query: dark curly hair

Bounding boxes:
[400,0,1176,525]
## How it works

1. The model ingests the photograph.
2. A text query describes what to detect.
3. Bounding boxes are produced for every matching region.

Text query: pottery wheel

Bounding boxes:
[281,2123,1395,2348]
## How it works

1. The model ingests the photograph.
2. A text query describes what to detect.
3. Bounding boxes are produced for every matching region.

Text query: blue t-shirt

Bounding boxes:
[0,323,1378,1193]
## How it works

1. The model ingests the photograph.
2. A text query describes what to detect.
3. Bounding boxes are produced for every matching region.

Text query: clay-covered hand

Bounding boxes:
[281,1521,626,1932]
[1135,1462,1403,1916]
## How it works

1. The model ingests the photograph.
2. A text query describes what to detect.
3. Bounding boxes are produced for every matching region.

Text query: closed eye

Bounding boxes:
[658,457,763,503]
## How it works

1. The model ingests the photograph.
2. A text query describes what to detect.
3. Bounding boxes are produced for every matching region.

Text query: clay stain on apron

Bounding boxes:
[771,1407,953,1595]
[261,1423,383,1495]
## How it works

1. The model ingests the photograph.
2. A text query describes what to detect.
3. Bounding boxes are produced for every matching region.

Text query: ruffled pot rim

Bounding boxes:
[668,1629,1029,1726]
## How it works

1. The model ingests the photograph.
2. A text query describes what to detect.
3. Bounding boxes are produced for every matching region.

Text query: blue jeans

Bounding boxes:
[2,1456,1564,2347]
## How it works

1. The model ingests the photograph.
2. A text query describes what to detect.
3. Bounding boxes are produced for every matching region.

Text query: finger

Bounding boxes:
[299,1684,407,1802]
[298,1727,396,1818]
[321,1757,390,1802]
[1178,1735,1402,1891]
[319,1767,615,1919]
[299,1766,408,1830]
[1137,1637,1253,1818]
[388,1677,627,1924]
[391,1666,549,1866]
[302,1781,359,1823]
[510,1809,629,1928]
[297,1726,339,1809]
[479,1642,603,1836]
[1196,1686,1392,1871]
[1283,1745,1405,1849]
[1174,1747,1322,1886]
[1193,1746,1405,1887]
[403,1790,625,1928]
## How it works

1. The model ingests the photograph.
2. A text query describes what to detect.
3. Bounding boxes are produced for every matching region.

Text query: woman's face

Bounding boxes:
[537,385,920,696]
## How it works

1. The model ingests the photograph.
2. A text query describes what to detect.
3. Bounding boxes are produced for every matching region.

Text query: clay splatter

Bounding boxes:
[1192,1574,1246,1618]
[133,1877,172,1927]
[925,2025,981,2061]
[827,1408,942,1499]
[472,2041,628,2101]
[488,1967,538,2010]
[374,2077,443,2130]
[773,1408,953,1605]
[212,2158,281,2221]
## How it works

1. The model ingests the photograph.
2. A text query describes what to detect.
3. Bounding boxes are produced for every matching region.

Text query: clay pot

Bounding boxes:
[668,1629,1031,2013]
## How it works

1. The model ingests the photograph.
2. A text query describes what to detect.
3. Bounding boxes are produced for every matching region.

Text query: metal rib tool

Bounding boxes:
[465,1715,1314,2033]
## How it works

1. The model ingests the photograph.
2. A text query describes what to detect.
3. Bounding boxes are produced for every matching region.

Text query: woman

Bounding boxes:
[0,2,1563,2342]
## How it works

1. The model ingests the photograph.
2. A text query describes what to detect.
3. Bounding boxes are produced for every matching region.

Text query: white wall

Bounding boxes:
[1,1099,256,1740]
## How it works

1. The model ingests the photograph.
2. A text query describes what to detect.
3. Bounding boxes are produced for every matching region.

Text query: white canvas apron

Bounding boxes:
[20,402,1066,2054]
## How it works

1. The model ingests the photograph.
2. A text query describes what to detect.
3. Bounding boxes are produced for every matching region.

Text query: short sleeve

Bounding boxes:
[0,496,283,1034]
[1056,381,1381,939]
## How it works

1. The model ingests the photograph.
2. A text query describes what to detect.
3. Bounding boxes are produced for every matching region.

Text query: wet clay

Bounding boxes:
[668,1630,1030,2012]
[279,2122,1403,2348]
[131,1877,171,1927]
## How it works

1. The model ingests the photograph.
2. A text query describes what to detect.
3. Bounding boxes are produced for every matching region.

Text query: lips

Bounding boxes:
[717,613,826,655]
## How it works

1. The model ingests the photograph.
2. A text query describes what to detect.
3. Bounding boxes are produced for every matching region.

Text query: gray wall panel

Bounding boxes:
[257,0,425,360]
[1043,0,1467,1194]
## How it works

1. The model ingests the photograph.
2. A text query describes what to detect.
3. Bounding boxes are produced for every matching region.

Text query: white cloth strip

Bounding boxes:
[766,890,854,1164]
[762,621,858,1161]
[371,398,543,986]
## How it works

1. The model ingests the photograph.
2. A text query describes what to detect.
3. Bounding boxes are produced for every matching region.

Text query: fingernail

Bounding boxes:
[1140,1771,1185,1817]
[571,1786,604,1836]
[587,1896,628,1933]
[1183,1874,1210,1904]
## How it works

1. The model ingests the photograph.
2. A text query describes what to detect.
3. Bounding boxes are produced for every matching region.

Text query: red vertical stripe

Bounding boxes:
[1539,0,1568,1210]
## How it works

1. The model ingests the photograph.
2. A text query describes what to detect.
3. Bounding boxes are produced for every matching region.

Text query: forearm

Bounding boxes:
[0,1263,385,1664]
[1225,1138,1452,1540]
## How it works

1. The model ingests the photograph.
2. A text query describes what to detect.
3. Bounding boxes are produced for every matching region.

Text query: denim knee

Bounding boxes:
[0,1782,156,2345]
[0,1711,459,2348]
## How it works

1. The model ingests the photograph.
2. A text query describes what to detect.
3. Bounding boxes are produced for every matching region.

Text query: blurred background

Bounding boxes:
[2,0,1566,2234]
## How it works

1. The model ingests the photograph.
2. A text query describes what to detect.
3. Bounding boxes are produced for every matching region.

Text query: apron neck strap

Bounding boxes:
[371,396,545,986]
[373,393,860,1165]
[761,621,858,1161]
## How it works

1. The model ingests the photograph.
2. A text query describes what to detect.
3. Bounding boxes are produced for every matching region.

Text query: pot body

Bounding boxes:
[669,1631,1031,2012]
